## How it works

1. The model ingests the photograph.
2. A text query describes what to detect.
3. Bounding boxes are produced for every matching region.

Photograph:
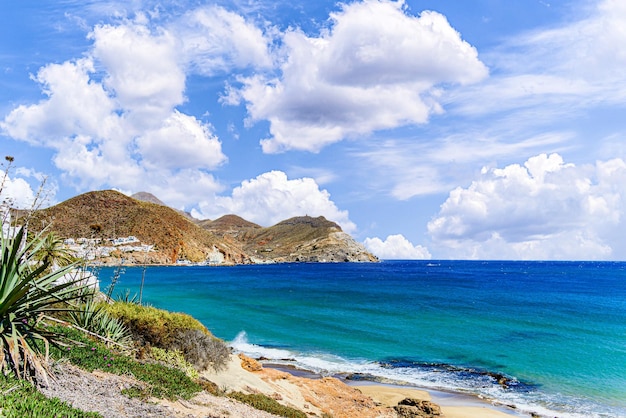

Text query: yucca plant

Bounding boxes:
[68,300,133,348]
[0,227,89,384]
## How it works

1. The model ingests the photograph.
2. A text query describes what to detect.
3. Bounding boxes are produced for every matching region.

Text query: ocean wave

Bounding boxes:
[230,331,624,418]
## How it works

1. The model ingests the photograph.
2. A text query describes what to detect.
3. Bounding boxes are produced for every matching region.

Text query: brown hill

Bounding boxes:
[25,190,377,265]
[27,190,249,264]
[131,191,166,206]
[199,214,261,234]
[132,191,195,220]
[203,215,378,263]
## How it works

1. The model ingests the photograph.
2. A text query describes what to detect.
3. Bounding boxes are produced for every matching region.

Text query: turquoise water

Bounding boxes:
[97,261,626,417]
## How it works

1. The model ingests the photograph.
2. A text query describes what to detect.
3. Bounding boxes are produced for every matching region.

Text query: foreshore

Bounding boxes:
[201,353,524,418]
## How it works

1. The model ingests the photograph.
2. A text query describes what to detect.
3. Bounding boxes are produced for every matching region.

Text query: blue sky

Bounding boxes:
[2,0,626,260]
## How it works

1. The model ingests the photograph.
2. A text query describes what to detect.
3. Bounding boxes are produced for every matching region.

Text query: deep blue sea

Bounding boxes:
[97,261,626,417]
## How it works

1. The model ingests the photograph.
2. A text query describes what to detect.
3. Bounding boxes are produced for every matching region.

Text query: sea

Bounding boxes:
[96,260,626,418]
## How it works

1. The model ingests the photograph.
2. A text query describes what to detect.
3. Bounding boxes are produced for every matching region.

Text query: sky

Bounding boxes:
[2,0,626,260]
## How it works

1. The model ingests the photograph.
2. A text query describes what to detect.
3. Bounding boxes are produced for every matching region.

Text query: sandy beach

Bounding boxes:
[352,384,522,418]
[201,353,522,418]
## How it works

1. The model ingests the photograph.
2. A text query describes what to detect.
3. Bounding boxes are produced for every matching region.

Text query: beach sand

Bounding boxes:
[201,353,521,418]
[352,384,520,417]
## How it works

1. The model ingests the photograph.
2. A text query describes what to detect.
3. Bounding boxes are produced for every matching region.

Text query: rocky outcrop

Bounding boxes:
[394,398,443,417]
[231,216,378,263]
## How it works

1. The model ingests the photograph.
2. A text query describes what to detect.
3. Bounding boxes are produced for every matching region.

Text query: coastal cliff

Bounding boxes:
[25,190,377,265]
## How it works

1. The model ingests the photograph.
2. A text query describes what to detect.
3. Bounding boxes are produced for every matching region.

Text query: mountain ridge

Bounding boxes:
[26,190,377,265]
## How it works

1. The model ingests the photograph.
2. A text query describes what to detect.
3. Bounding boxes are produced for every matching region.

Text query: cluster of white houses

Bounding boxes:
[63,236,154,261]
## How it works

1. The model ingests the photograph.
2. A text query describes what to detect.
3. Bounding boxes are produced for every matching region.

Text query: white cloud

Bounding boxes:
[89,21,185,124]
[1,58,118,145]
[177,5,273,75]
[0,175,37,209]
[232,0,487,153]
[1,16,229,211]
[192,170,356,232]
[520,0,626,82]
[136,110,226,170]
[364,234,431,259]
[0,161,58,209]
[427,153,626,260]
[354,132,570,200]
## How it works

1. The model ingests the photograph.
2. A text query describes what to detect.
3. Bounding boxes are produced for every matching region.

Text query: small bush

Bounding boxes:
[150,347,199,379]
[228,392,308,418]
[170,328,230,372]
[103,302,230,371]
[197,377,221,396]
[102,302,207,347]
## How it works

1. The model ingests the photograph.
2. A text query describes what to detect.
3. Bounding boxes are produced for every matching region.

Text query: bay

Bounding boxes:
[97,260,626,417]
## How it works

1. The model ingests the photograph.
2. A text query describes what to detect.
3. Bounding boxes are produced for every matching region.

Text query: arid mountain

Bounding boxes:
[25,190,377,265]
[27,190,248,264]
[130,192,167,206]
[221,216,378,263]
[198,214,262,234]
[132,191,195,220]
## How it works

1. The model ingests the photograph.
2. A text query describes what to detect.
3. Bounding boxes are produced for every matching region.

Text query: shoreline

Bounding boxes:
[264,363,525,417]
[203,353,525,418]
[349,382,526,417]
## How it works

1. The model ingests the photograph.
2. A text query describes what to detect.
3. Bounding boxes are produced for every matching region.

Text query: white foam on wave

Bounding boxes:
[230,331,294,359]
[229,331,622,418]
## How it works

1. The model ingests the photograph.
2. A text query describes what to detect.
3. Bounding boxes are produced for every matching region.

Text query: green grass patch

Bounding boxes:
[227,392,308,418]
[0,373,101,418]
[49,325,201,401]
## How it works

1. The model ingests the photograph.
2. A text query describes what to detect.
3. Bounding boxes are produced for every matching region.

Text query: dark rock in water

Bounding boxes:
[344,372,378,381]
[394,398,442,417]
[486,371,512,388]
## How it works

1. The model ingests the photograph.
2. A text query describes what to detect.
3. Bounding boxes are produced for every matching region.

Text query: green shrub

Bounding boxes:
[103,302,230,371]
[170,328,230,372]
[101,302,207,346]
[150,347,199,379]
[0,373,101,417]
[228,392,308,418]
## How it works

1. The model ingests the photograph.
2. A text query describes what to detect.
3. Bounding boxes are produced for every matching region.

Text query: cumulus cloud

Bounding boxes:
[90,21,185,124]
[0,176,37,209]
[0,14,230,210]
[176,5,273,75]
[1,58,118,145]
[230,0,487,153]
[428,153,626,260]
[0,160,58,209]
[192,171,356,232]
[364,234,431,259]
[136,111,226,170]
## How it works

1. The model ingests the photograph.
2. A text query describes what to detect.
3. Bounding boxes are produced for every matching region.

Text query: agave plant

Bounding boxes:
[0,227,89,384]
[68,300,133,348]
